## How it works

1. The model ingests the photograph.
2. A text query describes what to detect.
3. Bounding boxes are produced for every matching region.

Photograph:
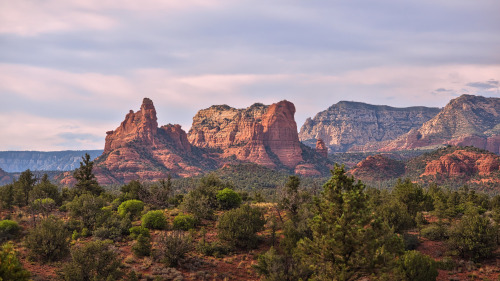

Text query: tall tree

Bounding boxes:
[297,164,403,281]
[15,169,37,206]
[73,153,102,196]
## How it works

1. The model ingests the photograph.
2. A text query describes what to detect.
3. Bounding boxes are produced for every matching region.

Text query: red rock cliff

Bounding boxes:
[316,138,328,158]
[188,100,305,170]
[94,98,212,184]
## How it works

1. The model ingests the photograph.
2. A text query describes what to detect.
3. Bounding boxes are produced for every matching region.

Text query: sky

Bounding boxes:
[0,0,499,151]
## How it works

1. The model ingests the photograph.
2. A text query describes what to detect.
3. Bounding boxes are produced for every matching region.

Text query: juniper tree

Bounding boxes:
[297,164,404,281]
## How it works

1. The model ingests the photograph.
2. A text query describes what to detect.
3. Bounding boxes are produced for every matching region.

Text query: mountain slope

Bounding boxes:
[299,101,440,152]
[378,95,500,153]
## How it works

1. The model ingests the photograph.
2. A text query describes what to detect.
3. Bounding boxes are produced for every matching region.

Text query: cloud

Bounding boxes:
[466,80,499,90]
[0,0,221,36]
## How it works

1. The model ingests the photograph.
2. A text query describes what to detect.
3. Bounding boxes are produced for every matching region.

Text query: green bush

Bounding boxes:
[0,242,31,281]
[157,231,192,267]
[403,233,420,251]
[396,250,438,281]
[216,188,242,210]
[0,219,21,242]
[94,212,131,241]
[117,199,144,219]
[24,216,70,262]
[448,212,496,261]
[173,213,197,231]
[197,240,230,257]
[61,240,122,281]
[420,224,447,241]
[217,204,266,249]
[132,234,151,257]
[68,193,105,230]
[141,210,167,230]
[129,226,150,239]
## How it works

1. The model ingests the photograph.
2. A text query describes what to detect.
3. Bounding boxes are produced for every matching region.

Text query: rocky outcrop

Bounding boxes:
[349,154,405,181]
[378,95,500,154]
[316,138,328,158]
[93,98,215,184]
[350,146,500,191]
[421,150,500,178]
[188,101,309,172]
[299,101,440,152]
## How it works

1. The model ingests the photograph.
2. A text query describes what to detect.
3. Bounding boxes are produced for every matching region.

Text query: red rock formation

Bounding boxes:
[422,150,500,178]
[188,100,305,170]
[91,98,213,184]
[349,154,405,181]
[316,138,328,158]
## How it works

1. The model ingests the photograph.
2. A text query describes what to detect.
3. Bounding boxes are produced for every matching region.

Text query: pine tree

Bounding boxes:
[297,164,403,281]
[73,153,103,196]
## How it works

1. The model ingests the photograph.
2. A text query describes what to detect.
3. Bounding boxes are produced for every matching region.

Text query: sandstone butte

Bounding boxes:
[377,94,500,154]
[61,98,328,185]
[187,100,327,176]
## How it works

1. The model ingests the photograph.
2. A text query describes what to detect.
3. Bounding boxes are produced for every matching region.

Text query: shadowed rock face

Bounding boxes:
[0,167,12,185]
[188,100,305,170]
[299,101,440,152]
[349,154,405,181]
[378,95,500,154]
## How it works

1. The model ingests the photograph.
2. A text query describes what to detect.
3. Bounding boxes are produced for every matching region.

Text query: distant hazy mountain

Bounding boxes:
[0,150,103,172]
[299,101,440,152]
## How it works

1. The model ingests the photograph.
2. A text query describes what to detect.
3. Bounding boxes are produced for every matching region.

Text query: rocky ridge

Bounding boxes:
[299,101,440,152]
[349,146,500,191]
[376,95,500,154]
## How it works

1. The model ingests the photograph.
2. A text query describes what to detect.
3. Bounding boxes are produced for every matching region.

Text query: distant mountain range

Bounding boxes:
[0,150,102,172]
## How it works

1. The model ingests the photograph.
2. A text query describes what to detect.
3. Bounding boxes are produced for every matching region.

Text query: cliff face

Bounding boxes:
[94,98,215,184]
[379,95,500,154]
[188,101,312,173]
[299,101,440,152]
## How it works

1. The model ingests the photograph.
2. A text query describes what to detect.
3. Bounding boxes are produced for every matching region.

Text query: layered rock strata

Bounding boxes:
[299,101,440,152]
[378,95,500,154]
[188,101,324,175]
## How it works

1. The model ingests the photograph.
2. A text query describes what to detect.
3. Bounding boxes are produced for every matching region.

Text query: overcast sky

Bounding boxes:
[1,0,499,151]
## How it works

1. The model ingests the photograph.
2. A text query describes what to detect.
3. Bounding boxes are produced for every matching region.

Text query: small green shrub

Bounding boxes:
[132,234,151,257]
[403,233,420,251]
[0,242,31,281]
[117,200,144,219]
[94,212,131,241]
[157,231,192,267]
[217,204,266,249]
[173,214,197,231]
[396,250,438,281]
[197,240,230,257]
[0,220,21,242]
[24,216,70,262]
[141,210,167,230]
[61,240,122,281]
[129,226,150,239]
[421,224,447,241]
[216,188,242,210]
